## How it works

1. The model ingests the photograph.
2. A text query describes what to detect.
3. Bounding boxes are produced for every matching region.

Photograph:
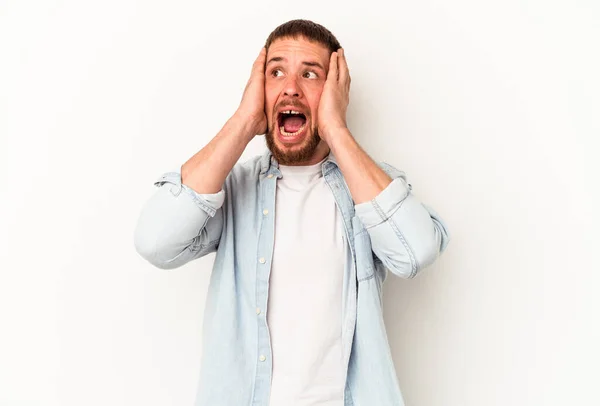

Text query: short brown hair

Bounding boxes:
[264,19,342,54]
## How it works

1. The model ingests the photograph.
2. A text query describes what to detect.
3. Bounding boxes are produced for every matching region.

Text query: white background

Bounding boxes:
[1,1,599,405]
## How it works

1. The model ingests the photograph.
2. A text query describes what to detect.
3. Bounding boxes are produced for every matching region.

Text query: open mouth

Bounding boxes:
[277,110,307,137]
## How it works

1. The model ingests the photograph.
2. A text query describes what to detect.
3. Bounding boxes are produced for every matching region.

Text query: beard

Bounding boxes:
[264,121,322,166]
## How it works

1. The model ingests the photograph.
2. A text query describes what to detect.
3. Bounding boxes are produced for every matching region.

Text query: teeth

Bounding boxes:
[280,122,306,137]
[282,110,301,115]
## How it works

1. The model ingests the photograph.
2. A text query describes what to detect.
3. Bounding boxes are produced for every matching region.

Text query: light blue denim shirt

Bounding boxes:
[134,150,450,406]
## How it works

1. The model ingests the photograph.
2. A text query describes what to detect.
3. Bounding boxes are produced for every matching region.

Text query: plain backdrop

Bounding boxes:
[1,1,599,405]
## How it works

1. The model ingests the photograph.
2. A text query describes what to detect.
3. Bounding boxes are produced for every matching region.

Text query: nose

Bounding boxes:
[282,77,302,98]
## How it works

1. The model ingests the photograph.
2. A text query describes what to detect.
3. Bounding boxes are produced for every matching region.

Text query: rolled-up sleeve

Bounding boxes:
[354,163,450,279]
[133,171,225,270]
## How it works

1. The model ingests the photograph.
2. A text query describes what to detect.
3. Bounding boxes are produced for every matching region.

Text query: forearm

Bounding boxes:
[325,128,392,204]
[181,113,255,194]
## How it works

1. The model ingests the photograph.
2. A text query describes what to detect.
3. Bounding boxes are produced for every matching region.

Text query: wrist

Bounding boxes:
[230,111,260,141]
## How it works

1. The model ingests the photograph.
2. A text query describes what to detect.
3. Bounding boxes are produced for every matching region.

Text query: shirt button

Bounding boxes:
[259,355,266,362]
[256,307,261,315]
[259,257,266,264]
[267,174,273,178]
[263,209,269,215]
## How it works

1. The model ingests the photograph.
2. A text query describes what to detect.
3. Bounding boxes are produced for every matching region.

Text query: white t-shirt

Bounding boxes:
[267,158,347,406]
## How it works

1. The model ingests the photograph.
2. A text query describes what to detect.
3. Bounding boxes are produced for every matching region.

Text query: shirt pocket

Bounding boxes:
[352,215,375,282]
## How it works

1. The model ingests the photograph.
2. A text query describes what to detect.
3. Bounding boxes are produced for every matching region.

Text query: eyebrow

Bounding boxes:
[266,56,325,71]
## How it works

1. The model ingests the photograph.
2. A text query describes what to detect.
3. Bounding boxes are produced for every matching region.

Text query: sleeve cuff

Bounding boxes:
[154,172,225,217]
[354,177,411,228]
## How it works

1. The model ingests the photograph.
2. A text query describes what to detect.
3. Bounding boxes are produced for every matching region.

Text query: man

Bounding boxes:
[134,19,450,406]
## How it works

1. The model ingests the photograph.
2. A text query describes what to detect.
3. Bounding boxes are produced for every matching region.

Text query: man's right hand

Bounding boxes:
[235,47,268,136]
[182,48,268,194]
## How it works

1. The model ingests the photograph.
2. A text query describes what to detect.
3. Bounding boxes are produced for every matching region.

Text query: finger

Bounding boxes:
[338,48,350,85]
[328,51,339,83]
[252,47,267,76]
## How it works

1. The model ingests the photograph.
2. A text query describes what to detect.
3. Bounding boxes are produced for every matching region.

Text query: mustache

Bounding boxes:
[274,99,310,115]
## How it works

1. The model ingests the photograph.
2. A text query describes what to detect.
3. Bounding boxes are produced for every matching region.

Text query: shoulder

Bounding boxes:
[223,153,267,196]
[230,154,265,180]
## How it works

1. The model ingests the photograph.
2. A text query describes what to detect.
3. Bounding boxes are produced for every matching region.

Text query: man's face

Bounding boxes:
[264,37,331,165]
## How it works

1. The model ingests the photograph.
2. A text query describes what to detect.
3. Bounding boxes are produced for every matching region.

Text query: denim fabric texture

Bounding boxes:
[134,150,450,406]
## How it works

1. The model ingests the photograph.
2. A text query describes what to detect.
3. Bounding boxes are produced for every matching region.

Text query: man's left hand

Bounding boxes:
[317,48,351,142]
